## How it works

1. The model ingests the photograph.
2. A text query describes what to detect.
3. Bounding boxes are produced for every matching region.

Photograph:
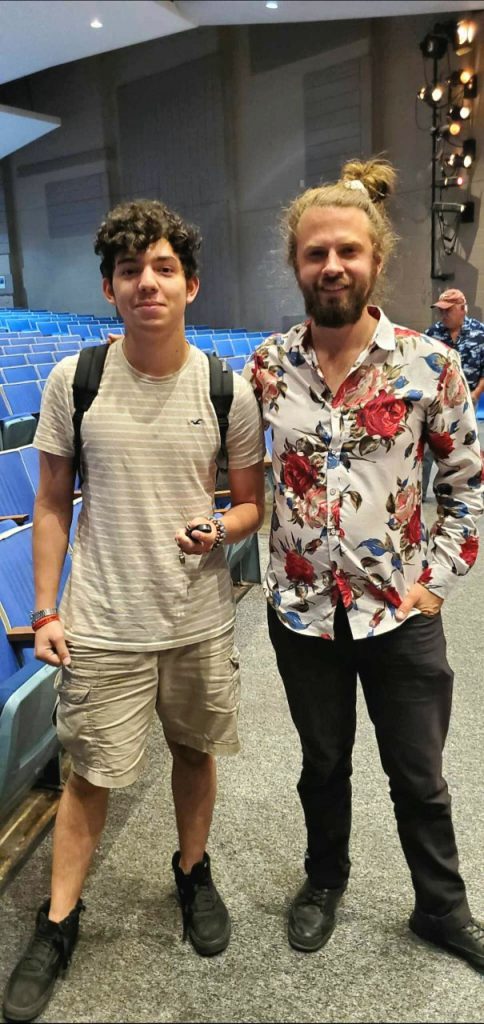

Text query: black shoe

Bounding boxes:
[172,851,231,956]
[2,899,84,1023]
[409,909,484,973]
[288,879,346,952]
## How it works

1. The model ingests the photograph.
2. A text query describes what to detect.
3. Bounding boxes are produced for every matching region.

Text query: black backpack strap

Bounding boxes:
[72,343,110,484]
[206,352,233,473]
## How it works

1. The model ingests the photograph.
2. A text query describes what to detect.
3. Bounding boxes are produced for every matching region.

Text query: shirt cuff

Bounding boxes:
[418,563,458,601]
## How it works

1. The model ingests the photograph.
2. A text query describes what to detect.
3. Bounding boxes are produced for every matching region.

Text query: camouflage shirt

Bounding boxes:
[425,316,484,391]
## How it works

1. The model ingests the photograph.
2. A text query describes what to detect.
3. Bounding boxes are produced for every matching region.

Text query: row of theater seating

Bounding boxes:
[0,510,79,820]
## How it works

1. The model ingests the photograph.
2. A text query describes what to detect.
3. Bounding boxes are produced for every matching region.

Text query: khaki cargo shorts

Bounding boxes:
[54,628,240,788]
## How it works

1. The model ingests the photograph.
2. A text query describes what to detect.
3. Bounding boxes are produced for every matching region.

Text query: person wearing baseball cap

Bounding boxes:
[427,289,484,404]
[422,289,484,498]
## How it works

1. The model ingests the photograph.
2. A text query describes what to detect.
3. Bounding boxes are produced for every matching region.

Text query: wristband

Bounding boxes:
[31,607,58,626]
[32,614,60,632]
[209,517,227,548]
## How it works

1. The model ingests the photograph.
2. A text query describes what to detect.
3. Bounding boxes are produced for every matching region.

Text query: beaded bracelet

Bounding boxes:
[210,517,227,548]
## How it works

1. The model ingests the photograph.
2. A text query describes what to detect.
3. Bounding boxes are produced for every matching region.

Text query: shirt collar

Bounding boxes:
[283,306,397,356]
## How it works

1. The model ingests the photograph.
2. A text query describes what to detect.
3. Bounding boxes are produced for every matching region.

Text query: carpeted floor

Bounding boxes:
[0,495,482,1023]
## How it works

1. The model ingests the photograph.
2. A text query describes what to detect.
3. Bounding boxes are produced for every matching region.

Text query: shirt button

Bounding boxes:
[330,488,336,495]
[329,528,336,536]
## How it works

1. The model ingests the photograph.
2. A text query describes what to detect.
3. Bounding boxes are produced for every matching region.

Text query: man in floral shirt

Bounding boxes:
[244,159,483,971]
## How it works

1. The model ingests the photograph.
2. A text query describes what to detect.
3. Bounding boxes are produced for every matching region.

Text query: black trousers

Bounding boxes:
[268,602,470,926]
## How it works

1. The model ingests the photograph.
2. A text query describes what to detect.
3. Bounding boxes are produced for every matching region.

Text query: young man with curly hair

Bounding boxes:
[3,201,264,1023]
[244,160,483,970]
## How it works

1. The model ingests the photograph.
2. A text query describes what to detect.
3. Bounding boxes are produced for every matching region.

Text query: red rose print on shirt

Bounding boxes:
[427,430,455,458]
[332,568,353,609]
[394,483,418,525]
[366,582,402,607]
[403,507,422,547]
[283,452,319,498]
[252,353,283,405]
[285,550,316,586]
[459,535,479,567]
[418,566,433,586]
[438,362,467,409]
[356,391,406,439]
[333,365,381,409]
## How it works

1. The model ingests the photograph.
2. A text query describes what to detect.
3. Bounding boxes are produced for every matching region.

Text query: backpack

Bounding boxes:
[72,344,233,492]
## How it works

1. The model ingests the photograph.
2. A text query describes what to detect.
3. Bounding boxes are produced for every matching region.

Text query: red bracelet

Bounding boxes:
[32,614,60,632]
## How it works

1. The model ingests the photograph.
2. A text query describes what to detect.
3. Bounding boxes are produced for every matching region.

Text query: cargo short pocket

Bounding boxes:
[54,665,91,705]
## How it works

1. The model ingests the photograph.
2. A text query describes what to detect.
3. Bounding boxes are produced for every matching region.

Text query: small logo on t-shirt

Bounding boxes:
[189,418,204,425]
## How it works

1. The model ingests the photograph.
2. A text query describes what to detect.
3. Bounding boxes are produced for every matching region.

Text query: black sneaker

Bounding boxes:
[288,879,346,952]
[2,899,84,1023]
[410,908,484,973]
[172,851,231,956]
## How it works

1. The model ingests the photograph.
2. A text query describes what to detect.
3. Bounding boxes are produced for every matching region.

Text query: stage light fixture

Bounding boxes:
[432,201,466,214]
[418,84,445,105]
[463,75,477,99]
[449,103,471,120]
[444,120,462,137]
[436,175,465,188]
[449,69,473,86]
[463,139,476,166]
[419,29,449,60]
[446,146,470,169]
[453,21,476,55]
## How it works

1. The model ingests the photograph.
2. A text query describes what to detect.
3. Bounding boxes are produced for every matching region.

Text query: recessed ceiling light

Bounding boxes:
[266,2,279,9]
[90,18,103,29]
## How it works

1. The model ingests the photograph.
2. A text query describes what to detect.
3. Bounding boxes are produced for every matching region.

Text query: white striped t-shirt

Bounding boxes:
[34,342,264,650]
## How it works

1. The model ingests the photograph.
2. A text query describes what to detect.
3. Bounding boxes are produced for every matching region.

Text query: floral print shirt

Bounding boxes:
[243,307,482,639]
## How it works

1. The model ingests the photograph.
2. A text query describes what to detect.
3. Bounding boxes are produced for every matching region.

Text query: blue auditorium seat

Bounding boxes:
[19,445,40,492]
[2,365,38,384]
[67,324,92,339]
[2,381,41,417]
[1,416,37,450]
[213,339,234,358]
[69,498,82,549]
[232,337,251,356]
[193,335,214,352]
[227,356,246,373]
[4,318,31,332]
[6,345,31,357]
[27,349,56,362]
[37,321,62,335]
[0,449,36,521]
[0,355,28,368]
[0,388,12,419]
[56,341,80,352]
[477,394,484,421]
[0,642,61,822]
[36,363,55,380]
[0,523,73,820]
[226,536,261,586]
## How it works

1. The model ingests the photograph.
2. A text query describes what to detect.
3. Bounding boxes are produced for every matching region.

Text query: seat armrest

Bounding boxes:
[0,514,29,524]
[7,626,35,646]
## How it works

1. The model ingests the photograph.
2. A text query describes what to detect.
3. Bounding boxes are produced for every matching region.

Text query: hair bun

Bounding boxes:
[341,158,397,205]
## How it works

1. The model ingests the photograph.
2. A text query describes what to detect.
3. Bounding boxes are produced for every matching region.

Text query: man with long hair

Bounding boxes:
[244,160,483,969]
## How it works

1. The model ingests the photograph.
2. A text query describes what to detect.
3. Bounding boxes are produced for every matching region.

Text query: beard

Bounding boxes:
[299,274,376,328]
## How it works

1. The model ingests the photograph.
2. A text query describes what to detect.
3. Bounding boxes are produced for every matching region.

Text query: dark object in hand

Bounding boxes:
[185,523,212,541]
